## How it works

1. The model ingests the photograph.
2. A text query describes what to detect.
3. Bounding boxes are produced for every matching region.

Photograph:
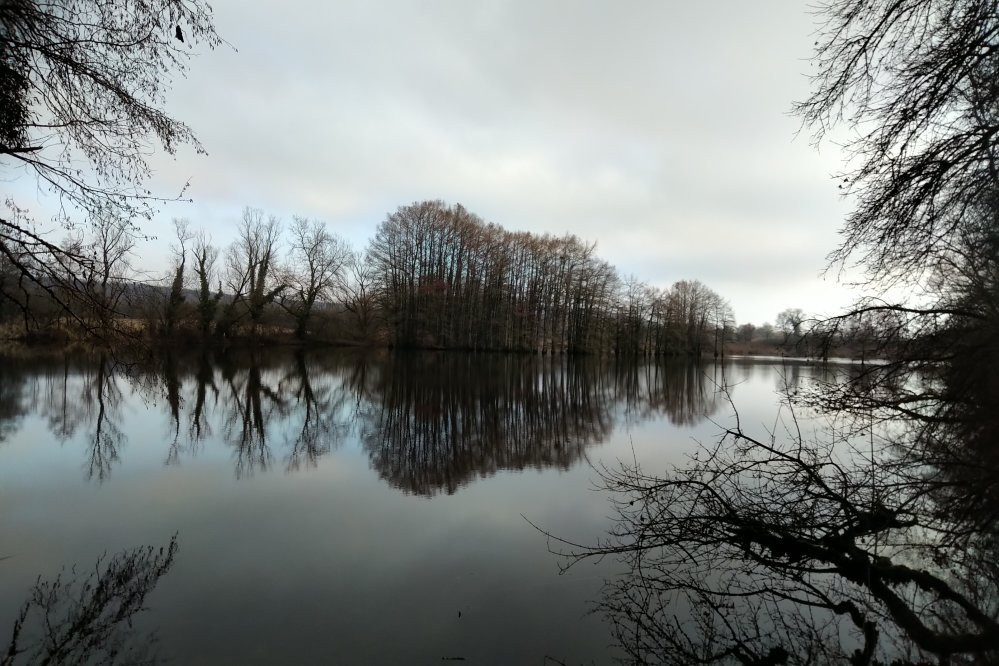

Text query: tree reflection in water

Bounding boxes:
[358,354,615,495]
[85,354,127,482]
[279,351,353,472]
[1,536,178,666]
[0,349,725,492]
[219,353,284,477]
[7,353,133,482]
[552,374,999,665]
[0,359,28,445]
[613,361,723,427]
[188,351,218,444]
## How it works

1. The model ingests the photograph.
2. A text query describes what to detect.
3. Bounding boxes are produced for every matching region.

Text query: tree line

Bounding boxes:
[0,201,742,356]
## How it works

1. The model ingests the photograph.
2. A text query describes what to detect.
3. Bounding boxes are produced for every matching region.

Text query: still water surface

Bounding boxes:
[0,350,830,664]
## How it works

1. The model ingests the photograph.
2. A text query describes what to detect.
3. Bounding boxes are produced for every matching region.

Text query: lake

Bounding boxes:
[0,350,834,664]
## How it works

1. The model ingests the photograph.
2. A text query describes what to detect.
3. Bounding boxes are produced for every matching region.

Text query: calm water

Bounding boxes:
[0,350,831,664]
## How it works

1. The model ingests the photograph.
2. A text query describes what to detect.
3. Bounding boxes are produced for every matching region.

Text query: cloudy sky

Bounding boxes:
[61,1,869,324]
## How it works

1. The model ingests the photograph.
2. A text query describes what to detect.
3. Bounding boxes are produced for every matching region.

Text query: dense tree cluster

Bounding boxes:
[368,200,732,354]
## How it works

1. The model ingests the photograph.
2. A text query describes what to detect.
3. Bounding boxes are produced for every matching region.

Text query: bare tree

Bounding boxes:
[279,216,349,339]
[796,0,999,289]
[0,0,221,335]
[217,208,285,339]
[73,215,137,340]
[736,323,757,344]
[160,218,192,338]
[776,308,804,337]
[709,294,734,358]
[192,231,222,338]
[794,0,999,525]
[338,251,379,342]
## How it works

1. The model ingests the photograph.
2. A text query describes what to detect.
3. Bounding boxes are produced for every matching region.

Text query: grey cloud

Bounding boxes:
[141,0,855,324]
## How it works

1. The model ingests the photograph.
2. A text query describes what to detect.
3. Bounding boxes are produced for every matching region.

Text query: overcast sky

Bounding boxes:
[105,1,866,324]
